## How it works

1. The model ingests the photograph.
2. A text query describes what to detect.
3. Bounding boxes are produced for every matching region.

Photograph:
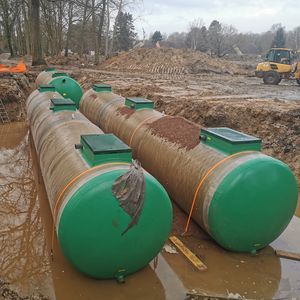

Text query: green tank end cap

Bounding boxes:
[45,67,56,72]
[38,84,56,92]
[200,127,261,154]
[93,83,112,92]
[52,72,70,78]
[208,156,298,252]
[50,98,76,112]
[49,76,83,108]
[80,133,132,166]
[125,97,154,110]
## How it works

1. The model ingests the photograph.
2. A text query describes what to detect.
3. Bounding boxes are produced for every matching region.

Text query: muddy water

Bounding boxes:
[0,122,55,299]
[1,122,300,299]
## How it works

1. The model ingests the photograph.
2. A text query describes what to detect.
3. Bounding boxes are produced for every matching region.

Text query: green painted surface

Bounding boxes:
[93,83,112,92]
[200,127,262,154]
[58,169,172,279]
[52,72,69,78]
[50,98,76,112]
[80,134,132,166]
[38,84,56,92]
[44,67,56,72]
[49,76,83,108]
[208,156,298,252]
[125,97,154,110]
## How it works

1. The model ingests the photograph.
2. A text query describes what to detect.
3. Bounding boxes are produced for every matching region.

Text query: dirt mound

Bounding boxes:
[149,116,200,150]
[0,74,30,122]
[101,48,248,76]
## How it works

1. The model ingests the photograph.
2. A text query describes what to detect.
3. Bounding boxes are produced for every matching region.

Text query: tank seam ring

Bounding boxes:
[129,115,158,146]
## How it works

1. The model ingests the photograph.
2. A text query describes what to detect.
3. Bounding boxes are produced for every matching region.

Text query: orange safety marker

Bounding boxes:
[0,61,27,73]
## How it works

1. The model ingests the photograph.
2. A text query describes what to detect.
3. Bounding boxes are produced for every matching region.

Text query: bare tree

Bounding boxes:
[186,19,204,51]
[0,0,21,56]
[64,1,75,56]
[208,20,237,57]
[31,0,46,65]
[94,0,106,64]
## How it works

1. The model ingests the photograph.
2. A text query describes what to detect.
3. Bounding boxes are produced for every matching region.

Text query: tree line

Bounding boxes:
[1,1,300,65]
[0,0,137,65]
[150,20,300,57]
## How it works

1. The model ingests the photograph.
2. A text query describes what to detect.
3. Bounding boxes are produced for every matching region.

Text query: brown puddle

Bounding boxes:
[0,122,300,300]
[0,122,55,299]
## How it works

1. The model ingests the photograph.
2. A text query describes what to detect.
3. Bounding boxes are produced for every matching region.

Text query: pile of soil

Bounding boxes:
[148,116,200,150]
[155,98,300,182]
[0,74,30,121]
[101,48,249,76]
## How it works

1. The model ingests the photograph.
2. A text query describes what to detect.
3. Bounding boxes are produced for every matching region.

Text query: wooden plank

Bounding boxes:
[275,249,300,261]
[169,236,207,271]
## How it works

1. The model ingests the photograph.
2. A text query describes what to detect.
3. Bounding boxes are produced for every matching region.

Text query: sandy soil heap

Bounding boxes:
[101,48,249,75]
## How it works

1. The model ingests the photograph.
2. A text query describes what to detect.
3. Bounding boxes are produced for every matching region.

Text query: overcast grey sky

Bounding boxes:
[134,0,300,37]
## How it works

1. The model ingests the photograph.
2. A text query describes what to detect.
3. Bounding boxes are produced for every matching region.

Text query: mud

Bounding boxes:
[0,75,30,122]
[149,116,200,150]
[0,123,54,299]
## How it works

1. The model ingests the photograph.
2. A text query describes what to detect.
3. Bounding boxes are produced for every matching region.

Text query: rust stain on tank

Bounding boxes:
[117,106,135,119]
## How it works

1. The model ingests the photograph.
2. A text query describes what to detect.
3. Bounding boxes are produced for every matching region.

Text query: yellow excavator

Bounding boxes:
[255,48,300,85]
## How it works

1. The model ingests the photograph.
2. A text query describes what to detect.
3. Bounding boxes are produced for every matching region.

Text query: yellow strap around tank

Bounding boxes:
[183,151,257,234]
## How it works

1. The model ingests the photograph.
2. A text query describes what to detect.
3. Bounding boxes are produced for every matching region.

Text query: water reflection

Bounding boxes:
[0,124,54,298]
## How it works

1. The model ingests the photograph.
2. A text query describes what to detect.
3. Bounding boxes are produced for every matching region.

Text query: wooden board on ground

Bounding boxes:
[275,249,300,261]
[169,236,207,271]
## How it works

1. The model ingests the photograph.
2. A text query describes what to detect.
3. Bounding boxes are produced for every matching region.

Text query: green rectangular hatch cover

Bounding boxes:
[93,83,112,92]
[50,98,76,112]
[125,97,154,110]
[200,127,261,154]
[80,134,132,166]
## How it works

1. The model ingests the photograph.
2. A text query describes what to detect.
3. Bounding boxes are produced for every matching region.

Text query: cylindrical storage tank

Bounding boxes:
[27,85,172,279]
[36,69,83,108]
[80,83,298,253]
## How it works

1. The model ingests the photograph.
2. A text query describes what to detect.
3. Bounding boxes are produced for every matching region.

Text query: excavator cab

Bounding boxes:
[265,48,297,64]
[255,48,300,85]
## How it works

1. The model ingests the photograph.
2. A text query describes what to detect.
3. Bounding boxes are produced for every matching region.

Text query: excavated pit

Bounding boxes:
[0,52,299,298]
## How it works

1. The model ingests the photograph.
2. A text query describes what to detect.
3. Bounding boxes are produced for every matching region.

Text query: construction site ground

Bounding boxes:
[0,49,300,299]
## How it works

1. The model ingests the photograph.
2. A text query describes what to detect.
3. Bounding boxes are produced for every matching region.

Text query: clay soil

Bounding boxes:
[149,116,200,150]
